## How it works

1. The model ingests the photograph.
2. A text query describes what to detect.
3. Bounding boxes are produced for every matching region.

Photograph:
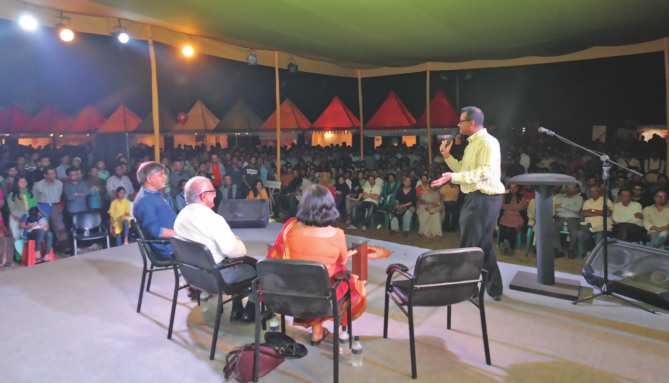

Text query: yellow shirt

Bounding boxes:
[247,189,268,200]
[445,129,506,195]
[108,198,131,235]
[440,184,459,202]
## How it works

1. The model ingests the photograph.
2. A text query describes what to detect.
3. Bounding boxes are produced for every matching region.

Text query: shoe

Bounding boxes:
[554,249,565,259]
[347,225,357,230]
[361,225,366,231]
[492,295,502,302]
[230,300,244,322]
[503,240,512,254]
[241,302,256,323]
[403,231,409,237]
[499,240,508,255]
[187,288,199,301]
[310,328,331,347]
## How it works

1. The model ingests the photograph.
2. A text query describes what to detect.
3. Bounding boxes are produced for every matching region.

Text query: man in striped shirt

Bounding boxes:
[432,107,505,301]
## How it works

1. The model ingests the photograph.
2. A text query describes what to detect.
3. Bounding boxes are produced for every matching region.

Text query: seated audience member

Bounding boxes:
[417,179,444,238]
[220,174,241,200]
[176,179,188,212]
[247,180,268,200]
[553,185,584,259]
[96,160,110,180]
[7,176,35,242]
[390,176,417,236]
[107,163,135,200]
[578,186,613,256]
[175,177,258,322]
[415,174,430,196]
[20,204,53,263]
[348,175,382,231]
[86,167,106,211]
[334,175,350,214]
[267,184,366,344]
[344,180,363,224]
[381,173,399,205]
[109,187,132,246]
[64,167,90,218]
[133,162,177,260]
[611,189,645,243]
[318,172,336,199]
[440,179,460,232]
[632,182,654,208]
[498,184,529,255]
[611,175,628,203]
[520,184,536,200]
[241,156,261,199]
[527,185,561,255]
[650,174,668,194]
[0,188,14,267]
[643,190,669,248]
[644,151,665,184]
[33,166,70,254]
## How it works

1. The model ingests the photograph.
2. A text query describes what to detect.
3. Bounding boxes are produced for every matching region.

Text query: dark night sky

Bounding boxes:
[0,18,666,142]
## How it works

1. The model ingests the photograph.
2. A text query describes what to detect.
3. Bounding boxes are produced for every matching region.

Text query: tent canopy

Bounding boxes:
[17,105,72,134]
[416,89,459,129]
[365,91,417,136]
[172,100,219,132]
[134,105,177,134]
[0,105,31,133]
[67,105,107,133]
[212,99,263,134]
[1,1,667,76]
[259,99,311,133]
[311,96,360,131]
[96,104,142,133]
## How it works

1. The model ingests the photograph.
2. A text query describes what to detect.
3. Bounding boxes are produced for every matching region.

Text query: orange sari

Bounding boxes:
[267,218,367,328]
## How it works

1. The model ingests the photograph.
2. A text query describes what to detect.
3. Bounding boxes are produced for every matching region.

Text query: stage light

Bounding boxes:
[247,53,258,65]
[112,31,129,43]
[183,45,194,57]
[56,24,74,42]
[18,12,37,31]
[288,62,298,75]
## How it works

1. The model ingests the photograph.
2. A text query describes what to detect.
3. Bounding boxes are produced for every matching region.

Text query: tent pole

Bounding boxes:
[426,66,432,165]
[665,37,669,176]
[276,51,281,178]
[146,26,160,162]
[358,69,364,159]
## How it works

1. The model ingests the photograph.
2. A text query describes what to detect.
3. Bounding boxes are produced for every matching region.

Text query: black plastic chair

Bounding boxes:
[134,219,176,313]
[383,248,491,379]
[252,258,353,383]
[71,211,110,256]
[169,236,259,360]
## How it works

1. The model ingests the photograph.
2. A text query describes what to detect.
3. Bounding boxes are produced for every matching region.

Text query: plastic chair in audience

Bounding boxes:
[376,190,398,230]
[170,236,260,360]
[21,240,55,266]
[383,248,491,379]
[496,228,523,252]
[252,258,353,383]
[71,211,110,256]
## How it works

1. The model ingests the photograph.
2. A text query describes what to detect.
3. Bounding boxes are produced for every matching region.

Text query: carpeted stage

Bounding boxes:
[1,223,667,383]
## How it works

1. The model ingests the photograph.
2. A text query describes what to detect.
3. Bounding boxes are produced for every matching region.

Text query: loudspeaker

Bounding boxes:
[584,239,669,310]
[217,199,269,228]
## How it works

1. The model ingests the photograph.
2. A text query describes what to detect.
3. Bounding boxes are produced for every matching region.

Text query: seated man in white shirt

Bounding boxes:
[174,176,258,323]
[611,189,645,243]
[348,175,382,231]
[577,186,613,257]
[643,190,669,248]
[553,185,584,259]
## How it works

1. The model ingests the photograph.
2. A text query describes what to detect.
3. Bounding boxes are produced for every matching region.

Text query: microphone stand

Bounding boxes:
[540,129,654,313]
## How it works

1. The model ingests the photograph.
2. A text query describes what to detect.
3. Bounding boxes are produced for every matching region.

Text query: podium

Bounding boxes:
[508,174,581,300]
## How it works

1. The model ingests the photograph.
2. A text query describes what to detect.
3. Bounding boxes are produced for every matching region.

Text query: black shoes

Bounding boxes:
[230,300,256,323]
[230,300,244,322]
[241,302,256,323]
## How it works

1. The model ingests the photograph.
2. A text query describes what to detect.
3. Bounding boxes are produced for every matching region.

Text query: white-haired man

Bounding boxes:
[174,176,257,322]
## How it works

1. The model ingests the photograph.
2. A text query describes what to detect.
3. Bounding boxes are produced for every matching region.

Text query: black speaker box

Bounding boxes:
[217,199,269,228]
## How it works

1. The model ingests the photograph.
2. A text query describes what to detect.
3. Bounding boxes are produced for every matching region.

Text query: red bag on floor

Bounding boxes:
[223,344,285,383]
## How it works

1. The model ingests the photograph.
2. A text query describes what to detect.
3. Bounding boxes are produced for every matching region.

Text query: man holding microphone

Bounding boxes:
[432,107,505,301]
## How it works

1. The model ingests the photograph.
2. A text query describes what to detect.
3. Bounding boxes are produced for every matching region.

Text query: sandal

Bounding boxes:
[310,328,331,346]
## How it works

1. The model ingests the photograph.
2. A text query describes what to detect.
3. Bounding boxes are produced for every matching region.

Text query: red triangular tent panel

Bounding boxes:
[0,105,31,133]
[259,99,311,131]
[67,105,107,133]
[97,105,142,133]
[18,105,72,133]
[416,90,459,128]
[311,96,360,131]
[366,91,416,130]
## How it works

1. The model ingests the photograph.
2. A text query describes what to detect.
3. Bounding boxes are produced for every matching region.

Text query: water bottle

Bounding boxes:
[351,336,363,366]
[563,221,569,241]
[200,292,209,312]
[269,315,280,332]
[339,326,350,355]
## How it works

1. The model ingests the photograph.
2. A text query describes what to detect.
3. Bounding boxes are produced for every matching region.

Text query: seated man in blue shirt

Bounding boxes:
[133,161,178,261]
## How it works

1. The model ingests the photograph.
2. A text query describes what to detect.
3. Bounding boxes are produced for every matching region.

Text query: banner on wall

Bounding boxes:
[374,136,382,148]
[592,126,606,142]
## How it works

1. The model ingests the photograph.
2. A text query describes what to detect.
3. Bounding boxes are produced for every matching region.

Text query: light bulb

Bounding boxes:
[60,28,74,42]
[183,45,194,57]
[118,32,129,44]
[18,14,37,31]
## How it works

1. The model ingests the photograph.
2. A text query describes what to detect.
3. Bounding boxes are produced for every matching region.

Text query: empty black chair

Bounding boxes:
[71,211,110,256]
[383,248,491,379]
[134,219,175,313]
[169,236,259,360]
[252,258,353,383]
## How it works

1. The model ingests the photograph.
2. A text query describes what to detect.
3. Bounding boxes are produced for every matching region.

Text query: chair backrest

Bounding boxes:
[411,248,484,307]
[256,258,334,319]
[170,236,220,294]
[72,212,102,230]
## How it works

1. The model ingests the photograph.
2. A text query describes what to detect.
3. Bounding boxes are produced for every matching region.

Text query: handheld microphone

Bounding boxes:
[439,128,460,153]
[538,127,554,136]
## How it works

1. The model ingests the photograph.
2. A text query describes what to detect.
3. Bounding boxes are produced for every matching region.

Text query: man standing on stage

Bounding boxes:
[432,107,505,301]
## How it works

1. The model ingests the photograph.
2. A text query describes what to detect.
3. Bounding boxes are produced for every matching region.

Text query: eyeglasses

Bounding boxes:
[656,195,667,199]
[198,190,216,197]
[459,119,472,124]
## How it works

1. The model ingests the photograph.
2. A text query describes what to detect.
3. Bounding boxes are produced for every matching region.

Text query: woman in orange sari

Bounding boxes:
[267,184,367,345]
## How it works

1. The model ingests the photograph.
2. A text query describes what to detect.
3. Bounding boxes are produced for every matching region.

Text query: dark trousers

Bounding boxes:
[353,201,377,227]
[443,201,460,231]
[459,191,503,297]
[612,223,645,243]
[499,225,518,249]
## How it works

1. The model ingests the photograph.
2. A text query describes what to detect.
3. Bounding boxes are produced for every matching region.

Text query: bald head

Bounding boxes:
[185,176,213,204]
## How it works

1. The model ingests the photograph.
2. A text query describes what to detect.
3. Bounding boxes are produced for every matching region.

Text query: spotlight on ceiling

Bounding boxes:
[112,30,129,44]
[18,11,38,31]
[246,53,258,66]
[439,73,449,81]
[183,45,194,57]
[56,24,74,42]
[462,70,474,80]
[287,62,298,75]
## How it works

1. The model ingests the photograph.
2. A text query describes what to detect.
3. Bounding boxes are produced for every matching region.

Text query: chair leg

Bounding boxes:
[210,293,223,360]
[333,318,340,383]
[253,293,262,382]
[408,304,417,379]
[447,305,451,330]
[74,239,78,256]
[136,268,147,313]
[106,235,110,249]
[146,265,155,292]
[383,291,390,338]
[196,289,201,306]
[167,268,180,340]
[261,302,267,331]
[479,290,492,365]
[347,287,353,349]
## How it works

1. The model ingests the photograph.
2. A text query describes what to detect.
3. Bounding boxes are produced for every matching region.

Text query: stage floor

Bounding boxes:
[1,223,667,382]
